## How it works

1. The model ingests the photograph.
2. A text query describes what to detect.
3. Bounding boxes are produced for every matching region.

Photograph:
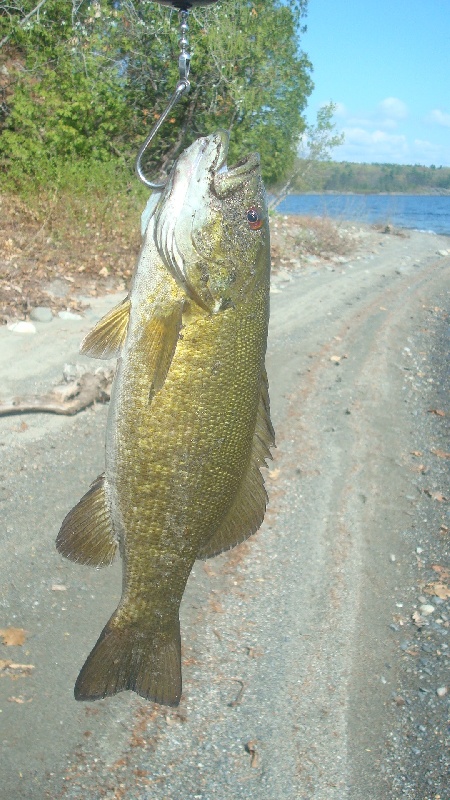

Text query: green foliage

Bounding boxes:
[0,0,312,188]
[269,102,343,208]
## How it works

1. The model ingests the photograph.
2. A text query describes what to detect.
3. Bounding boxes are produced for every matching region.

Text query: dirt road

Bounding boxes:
[1,225,449,799]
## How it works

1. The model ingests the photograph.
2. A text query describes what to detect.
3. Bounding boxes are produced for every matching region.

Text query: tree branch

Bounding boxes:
[0,0,49,50]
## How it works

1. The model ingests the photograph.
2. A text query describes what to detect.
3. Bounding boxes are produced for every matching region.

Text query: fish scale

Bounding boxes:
[56,130,274,706]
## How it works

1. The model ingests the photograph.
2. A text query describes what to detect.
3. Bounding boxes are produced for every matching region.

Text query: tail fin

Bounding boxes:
[74,614,182,706]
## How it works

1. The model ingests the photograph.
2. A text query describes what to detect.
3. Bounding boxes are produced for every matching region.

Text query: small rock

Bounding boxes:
[276,269,293,282]
[416,547,423,554]
[436,686,448,698]
[437,249,449,256]
[389,554,396,562]
[63,363,87,382]
[58,311,83,321]
[419,604,435,616]
[30,306,53,323]
[7,320,37,334]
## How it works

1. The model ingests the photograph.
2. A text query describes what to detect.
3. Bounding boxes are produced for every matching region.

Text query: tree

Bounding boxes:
[0,0,313,186]
[269,101,344,208]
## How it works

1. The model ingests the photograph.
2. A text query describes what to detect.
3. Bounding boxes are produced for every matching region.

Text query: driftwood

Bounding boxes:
[0,368,113,417]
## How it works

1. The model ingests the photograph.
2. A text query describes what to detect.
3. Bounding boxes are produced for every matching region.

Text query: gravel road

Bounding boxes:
[0,225,449,800]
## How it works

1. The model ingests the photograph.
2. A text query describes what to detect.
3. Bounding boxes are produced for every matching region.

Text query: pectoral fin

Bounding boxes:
[81,297,131,359]
[142,306,183,403]
[197,370,275,559]
[56,475,118,567]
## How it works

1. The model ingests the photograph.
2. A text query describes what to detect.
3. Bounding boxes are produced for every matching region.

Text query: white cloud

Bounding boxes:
[312,97,450,165]
[333,102,347,117]
[428,109,450,128]
[336,127,409,162]
[378,97,408,120]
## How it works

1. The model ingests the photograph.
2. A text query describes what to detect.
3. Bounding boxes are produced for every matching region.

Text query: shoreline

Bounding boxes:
[281,189,450,196]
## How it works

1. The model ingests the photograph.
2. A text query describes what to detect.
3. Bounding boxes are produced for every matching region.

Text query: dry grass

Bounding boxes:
[270,213,355,272]
[1,192,358,322]
[0,189,144,322]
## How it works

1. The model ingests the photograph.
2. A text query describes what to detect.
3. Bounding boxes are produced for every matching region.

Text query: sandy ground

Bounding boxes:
[0,224,449,800]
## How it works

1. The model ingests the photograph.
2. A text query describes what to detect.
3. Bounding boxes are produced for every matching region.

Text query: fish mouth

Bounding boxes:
[213,134,261,196]
[154,132,260,310]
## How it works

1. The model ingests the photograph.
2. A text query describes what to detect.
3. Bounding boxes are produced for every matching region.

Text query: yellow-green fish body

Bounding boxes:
[56,131,274,705]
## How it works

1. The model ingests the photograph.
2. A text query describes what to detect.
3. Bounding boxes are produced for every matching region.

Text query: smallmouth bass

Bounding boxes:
[56,131,274,705]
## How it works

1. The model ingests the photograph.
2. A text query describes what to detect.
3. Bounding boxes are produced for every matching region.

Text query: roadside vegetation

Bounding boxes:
[290,160,450,194]
[0,0,311,190]
[1,0,354,323]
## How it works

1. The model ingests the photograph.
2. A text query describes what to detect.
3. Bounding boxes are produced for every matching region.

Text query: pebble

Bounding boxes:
[30,306,53,323]
[436,686,448,698]
[419,604,435,616]
[437,249,449,256]
[7,320,37,334]
[276,269,293,282]
[58,310,83,321]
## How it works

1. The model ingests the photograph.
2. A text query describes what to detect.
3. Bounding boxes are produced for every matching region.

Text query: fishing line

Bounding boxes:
[135,0,223,189]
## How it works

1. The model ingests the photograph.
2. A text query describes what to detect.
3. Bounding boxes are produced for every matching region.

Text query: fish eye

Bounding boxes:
[246,206,263,230]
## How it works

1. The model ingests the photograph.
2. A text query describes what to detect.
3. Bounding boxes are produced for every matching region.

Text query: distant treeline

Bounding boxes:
[292,161,450,194]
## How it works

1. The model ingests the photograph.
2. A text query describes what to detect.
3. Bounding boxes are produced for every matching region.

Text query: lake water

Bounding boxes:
[276,194,450,236]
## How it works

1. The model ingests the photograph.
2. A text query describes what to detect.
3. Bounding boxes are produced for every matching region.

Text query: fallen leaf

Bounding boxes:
[412,463,427,474]
[0,627,27,646]
[245,740,260,768]
[412,611,424,627]
[424,489,447,502]
[8,695,32,704]
[268,468,281,481]
[0,661,35,676]
[210,600,225,614]
[428,409,446,417]
[431,448,450,459]
[431,565,450,580]
[424,582,450,600]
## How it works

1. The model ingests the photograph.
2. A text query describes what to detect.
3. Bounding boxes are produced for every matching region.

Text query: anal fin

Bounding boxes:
[56,475,117,567]
[81,297,131,359]
[197,369,275,559]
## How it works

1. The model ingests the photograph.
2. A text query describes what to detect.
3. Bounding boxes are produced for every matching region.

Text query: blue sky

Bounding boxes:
[301,0,450,166]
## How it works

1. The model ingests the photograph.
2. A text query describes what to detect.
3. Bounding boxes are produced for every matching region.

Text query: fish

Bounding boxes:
[56,130,274,706]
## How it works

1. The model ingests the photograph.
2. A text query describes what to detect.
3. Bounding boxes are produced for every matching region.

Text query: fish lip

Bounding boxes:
[213,151,261,195]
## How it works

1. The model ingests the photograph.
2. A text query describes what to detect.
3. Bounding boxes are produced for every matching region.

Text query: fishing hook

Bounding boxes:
[135,1,222,188]
[135,8,192,189]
